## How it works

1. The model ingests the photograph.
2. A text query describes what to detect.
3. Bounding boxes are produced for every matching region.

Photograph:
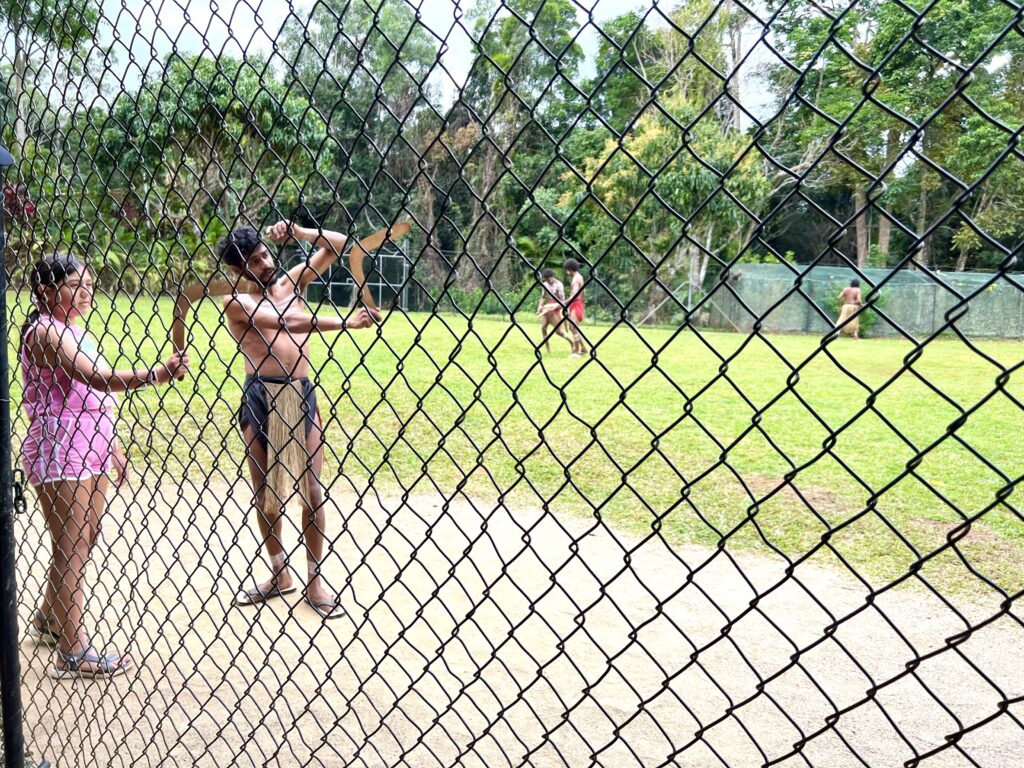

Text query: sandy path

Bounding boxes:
[13,479,1023,768]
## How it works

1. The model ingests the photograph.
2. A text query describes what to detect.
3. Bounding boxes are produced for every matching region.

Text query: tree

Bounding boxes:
[762,0,896,268]
[1,0,102,153]
[279,0,439,225]
[948,117,1024,271]
[587,11,663,136]
[453,0,585,290]
[98,54,331,232]
[562,91,769,316]
[279,0,445,302]
[763,0,1024,271]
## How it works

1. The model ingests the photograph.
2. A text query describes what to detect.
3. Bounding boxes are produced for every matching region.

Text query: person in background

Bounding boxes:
[837,279,863,339]
[536,268,571,354]
[564,259,589,358]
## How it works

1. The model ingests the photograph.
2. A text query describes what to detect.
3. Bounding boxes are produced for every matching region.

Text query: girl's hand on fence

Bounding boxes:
[157,352,190,384]
[113,442,130,488]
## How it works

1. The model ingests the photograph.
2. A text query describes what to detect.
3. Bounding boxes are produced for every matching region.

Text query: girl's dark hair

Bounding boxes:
[21,254,86,354]
[541,268,555,280]
[564,258,581,272]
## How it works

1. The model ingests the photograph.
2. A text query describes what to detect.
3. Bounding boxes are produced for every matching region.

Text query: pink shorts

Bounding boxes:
[22,411,115,487]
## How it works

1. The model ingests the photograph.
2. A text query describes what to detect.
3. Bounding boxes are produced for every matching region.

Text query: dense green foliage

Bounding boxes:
[2,0,1022,316]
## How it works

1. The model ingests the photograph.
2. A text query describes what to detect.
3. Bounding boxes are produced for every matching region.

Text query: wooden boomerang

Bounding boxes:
[347,221,412,312]
[171,276,251,354]
[171,222,413,353]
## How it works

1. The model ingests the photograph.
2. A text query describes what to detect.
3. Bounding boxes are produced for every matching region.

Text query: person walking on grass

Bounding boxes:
[536,268,572,354]
[837,279,862,339]
[21,254,188,678]
[564,258,589,358]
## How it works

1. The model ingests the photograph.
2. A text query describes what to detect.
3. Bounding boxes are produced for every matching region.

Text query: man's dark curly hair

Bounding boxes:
[217,226,264,268]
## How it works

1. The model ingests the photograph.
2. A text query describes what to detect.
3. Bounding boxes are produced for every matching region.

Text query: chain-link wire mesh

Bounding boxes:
[1,0,1023,766]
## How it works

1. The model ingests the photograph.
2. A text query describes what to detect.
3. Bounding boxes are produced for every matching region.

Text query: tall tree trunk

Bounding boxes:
[953,192,991,272]
[854,186,870,267]
[687,228,714,301]
[877,213,892,264]
[13,38,29,153]
[915,185,929,269]
[467,147,499,291]
[955,246,970,272]
[697,227,714,291]
[876,128,899,264]
[416,176,443,283]
[728,10,743,131]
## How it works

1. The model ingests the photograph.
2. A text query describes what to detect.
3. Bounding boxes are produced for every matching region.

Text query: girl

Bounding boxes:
[21,254,188,678]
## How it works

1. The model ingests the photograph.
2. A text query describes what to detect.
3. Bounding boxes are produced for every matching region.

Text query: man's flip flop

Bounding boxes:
[232,585,297,607]
[307,597,346,621]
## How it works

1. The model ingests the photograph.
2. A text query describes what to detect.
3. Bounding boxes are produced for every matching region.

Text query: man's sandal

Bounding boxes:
[233,584,297,607]
[307,596,346,621]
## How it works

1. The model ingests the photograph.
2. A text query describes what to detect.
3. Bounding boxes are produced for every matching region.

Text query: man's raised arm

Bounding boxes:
[270,221,347,290]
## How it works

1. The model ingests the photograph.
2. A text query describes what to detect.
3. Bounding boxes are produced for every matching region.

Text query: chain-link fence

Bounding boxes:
[706,264,1024,338]
[1,0,1022,766]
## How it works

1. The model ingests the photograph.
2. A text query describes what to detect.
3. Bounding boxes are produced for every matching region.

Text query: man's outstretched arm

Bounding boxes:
[224,294,378,334]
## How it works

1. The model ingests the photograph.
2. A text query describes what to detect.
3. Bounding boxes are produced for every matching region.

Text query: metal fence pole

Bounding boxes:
[0,144,25,768]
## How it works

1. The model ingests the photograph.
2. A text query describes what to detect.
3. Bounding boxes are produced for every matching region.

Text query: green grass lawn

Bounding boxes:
[10,292,1023,595]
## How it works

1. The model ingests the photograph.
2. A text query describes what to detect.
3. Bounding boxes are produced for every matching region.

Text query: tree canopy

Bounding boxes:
[2,0,1020,312]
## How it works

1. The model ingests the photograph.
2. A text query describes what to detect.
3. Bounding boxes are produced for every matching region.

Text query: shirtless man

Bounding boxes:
[536,268,571,354]
[564,259,588,358]
[837,279,862,340]
[207,221,379,618]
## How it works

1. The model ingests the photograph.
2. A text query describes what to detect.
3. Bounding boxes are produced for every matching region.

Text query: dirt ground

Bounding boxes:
[13,478,1023,768]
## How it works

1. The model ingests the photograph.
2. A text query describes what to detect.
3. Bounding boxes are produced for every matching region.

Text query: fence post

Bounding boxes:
[0,145,25,768]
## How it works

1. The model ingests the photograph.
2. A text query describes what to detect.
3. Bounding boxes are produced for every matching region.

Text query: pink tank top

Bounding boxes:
[20,314,117,420]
